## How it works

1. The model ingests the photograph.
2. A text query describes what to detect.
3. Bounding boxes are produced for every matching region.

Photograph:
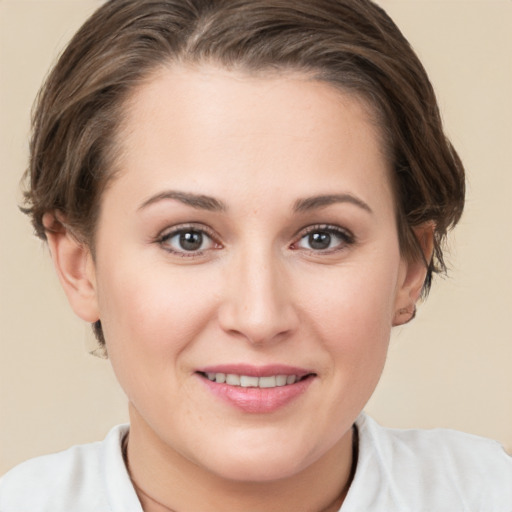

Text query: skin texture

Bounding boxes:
[45,65,430,511]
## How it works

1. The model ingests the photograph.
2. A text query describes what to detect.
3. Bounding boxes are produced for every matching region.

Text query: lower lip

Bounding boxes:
[198,375,314,414]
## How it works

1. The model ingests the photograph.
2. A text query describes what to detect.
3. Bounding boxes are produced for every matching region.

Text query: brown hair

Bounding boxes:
[23,0,465,347]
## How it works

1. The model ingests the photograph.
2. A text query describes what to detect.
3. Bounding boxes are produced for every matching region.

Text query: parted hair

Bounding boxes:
[23,0,465,347]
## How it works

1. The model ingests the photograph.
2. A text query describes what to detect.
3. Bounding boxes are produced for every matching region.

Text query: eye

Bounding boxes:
[158,225,219,256]
[293,225,354,252]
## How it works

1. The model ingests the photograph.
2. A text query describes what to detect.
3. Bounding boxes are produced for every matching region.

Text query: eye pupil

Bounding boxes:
[179,231,203,251]
[309,232,331,250]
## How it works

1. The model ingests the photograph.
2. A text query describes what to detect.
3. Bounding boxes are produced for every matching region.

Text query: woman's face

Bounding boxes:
[84,65,421,481]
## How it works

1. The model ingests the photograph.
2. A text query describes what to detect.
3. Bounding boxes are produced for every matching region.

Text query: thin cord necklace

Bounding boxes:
[123,425,358,512]
[123,435,177,512]
[133,480,178,512]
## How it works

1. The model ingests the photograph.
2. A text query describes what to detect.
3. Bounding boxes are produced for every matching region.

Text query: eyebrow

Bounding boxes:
[138,191,227,212]
[138,190,372,215]
[293,194,373,214]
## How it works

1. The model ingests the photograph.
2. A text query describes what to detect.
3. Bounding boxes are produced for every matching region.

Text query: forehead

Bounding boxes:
[108,64,393,212]
[120,64,385,147]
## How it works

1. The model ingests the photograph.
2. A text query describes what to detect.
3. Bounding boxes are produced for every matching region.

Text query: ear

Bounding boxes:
[43,212,100,323]
[392,222,435,326]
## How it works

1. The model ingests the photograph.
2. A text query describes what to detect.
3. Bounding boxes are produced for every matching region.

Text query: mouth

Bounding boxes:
[195,365,317,413]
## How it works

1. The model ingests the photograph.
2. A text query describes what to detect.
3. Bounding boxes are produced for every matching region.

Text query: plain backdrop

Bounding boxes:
[1,0,511,475]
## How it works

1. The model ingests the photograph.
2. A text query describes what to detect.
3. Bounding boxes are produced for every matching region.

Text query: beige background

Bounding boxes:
[1,0,511,476]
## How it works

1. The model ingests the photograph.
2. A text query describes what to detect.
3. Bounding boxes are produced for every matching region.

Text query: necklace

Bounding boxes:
[122,435,177,512]
[133,481,178,512]
[122,425,358,512]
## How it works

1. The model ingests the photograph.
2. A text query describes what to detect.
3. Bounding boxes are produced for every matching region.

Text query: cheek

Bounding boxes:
[311,265,397,343]
[95,258,219,385]
[301,247,401,382]
[322,288,391,386]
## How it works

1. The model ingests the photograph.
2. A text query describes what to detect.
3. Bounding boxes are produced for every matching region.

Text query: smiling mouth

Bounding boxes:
[198,372,315,389]
[196,367,317,413]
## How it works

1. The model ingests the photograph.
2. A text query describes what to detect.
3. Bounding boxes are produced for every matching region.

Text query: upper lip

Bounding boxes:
[196,364,314,378]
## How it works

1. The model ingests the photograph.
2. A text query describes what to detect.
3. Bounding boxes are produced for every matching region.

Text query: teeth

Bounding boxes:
[240,376,259,387]
[286,375,297,385]
[225,374,240,386]
[276,375,287,387]
[204,373,304,388]
[258,376,276,388]
[215,373,226,384]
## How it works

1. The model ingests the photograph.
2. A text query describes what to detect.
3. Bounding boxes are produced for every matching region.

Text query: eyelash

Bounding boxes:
[155,223,355,258]
[156,224,221,258]
[291,224,355,254]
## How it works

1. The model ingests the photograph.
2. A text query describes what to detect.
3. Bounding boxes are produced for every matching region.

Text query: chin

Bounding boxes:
[197,437,318,483]
[211,457,306,483]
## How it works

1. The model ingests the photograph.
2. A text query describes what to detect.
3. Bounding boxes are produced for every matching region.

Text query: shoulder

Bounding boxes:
[343,413,512,512]
[0,424,140,512]
[357,412,512,473]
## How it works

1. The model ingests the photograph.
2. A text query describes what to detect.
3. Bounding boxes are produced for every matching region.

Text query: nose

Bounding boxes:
[217,247,299,345]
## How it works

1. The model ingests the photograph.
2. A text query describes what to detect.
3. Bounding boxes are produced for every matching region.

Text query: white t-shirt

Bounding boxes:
[1,413,511,511]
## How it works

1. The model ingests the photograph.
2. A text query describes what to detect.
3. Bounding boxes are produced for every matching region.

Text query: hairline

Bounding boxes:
[89,58,395,257]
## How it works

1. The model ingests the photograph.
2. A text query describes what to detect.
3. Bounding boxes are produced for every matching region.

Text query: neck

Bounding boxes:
[124,404,356,512]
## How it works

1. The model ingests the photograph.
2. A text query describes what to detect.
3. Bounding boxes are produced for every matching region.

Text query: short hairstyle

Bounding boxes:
[22,0,465,347]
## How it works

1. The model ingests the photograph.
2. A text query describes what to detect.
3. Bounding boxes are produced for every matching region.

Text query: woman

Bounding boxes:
[1,0,511,510]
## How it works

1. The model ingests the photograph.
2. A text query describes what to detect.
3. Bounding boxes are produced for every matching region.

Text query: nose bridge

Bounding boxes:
[219,241,297,344]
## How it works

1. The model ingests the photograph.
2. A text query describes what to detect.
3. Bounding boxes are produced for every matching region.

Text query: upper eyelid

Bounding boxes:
[294,224,354,240]
[290,225,356,253]
[156,225,221,259]
[157,223,218,240]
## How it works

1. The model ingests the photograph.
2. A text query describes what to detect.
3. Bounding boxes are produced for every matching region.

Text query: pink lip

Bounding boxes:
[196,364,316,414]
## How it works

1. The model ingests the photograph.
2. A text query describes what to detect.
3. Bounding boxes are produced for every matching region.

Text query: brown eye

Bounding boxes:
[179,231,204,251]
[160,228,216,254]
[308,232,332,250]
[295,226,354,252]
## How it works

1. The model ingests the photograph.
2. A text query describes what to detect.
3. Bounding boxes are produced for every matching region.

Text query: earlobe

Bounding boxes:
[393,222,435,326]
[43,212,100,323]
